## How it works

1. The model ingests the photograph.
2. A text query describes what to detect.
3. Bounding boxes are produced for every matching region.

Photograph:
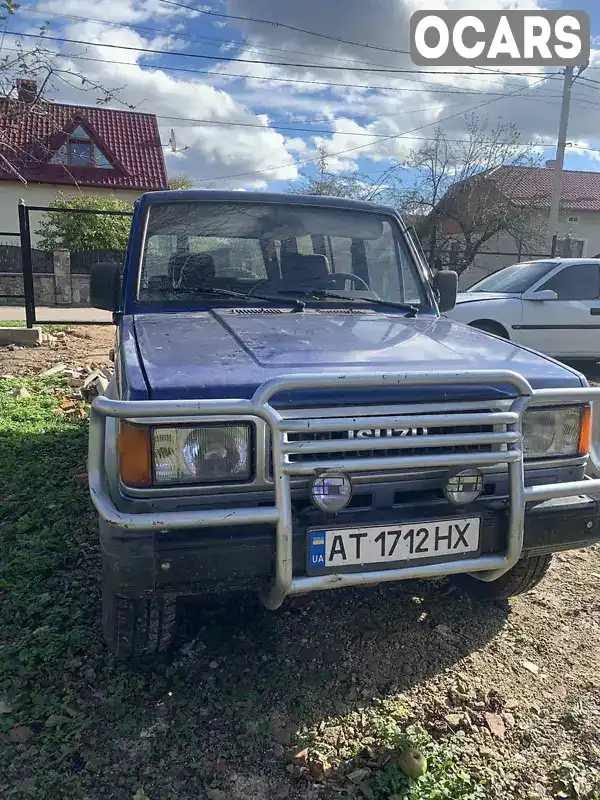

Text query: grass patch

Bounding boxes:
[0,320,71,332]
[305,703,502,800]
[1,376,594,800]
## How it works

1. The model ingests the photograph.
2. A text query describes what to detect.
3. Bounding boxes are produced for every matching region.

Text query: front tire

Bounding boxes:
[102,587,180,659]
[455,554,553,599]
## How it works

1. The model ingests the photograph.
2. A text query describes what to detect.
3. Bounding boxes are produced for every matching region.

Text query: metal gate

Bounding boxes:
[17,199,133,328]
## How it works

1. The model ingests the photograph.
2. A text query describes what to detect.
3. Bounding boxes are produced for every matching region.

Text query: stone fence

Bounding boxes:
[0,249,124,306]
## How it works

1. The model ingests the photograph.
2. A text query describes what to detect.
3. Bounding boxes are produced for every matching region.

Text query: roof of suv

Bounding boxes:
[137,189,398,216]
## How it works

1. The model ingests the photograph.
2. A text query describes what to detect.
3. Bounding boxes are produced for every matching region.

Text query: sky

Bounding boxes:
[5,0,600,192]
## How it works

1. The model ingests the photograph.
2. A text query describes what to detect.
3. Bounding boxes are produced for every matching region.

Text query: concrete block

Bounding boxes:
[0,326,42,345]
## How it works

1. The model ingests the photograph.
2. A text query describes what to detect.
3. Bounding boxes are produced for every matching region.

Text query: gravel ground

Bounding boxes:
[0,328,599,800]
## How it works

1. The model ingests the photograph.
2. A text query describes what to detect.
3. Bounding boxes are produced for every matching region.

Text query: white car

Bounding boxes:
[448,258,600,359]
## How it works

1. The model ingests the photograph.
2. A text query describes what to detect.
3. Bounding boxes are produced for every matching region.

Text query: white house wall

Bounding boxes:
[457,210,600,288]
[0,182,141,247]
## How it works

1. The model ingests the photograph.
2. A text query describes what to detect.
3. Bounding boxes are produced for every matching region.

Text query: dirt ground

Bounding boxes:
[0,325,115,377]
[1,327,599,799]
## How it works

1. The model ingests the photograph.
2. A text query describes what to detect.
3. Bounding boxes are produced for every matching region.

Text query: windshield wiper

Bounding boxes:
[278,289,419,317]
[172,286,306,312]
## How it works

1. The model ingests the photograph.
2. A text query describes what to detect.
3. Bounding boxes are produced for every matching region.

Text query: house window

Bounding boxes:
[50,125,113,169]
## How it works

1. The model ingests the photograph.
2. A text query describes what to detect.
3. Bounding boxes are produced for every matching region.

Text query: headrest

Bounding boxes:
[169,252,216,287]
[280,252,330,286]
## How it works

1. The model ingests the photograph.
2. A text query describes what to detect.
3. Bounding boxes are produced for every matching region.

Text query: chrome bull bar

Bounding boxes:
[88,370,600,610]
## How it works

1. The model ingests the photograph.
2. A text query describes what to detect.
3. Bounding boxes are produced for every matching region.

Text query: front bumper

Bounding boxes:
[89,369,600,607]
[100,492,600,597]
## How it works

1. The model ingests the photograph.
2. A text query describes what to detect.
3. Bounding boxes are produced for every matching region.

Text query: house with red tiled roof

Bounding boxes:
[0,80,168,243]
[430,161,600,288]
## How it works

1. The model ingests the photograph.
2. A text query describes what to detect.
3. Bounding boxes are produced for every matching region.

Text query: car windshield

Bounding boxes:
[138,201,427,308]
[467,261,557,294]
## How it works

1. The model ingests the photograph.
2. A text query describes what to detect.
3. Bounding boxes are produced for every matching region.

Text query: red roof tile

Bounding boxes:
[487,164,600,213]
[0,100,168,191]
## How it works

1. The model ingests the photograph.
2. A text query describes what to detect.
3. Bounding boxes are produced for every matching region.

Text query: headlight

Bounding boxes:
[522,406,585,459]
[152,424,251,484]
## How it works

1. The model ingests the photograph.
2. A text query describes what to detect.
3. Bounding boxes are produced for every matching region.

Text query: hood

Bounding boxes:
[455,291,519,304]
[131,309,583,404]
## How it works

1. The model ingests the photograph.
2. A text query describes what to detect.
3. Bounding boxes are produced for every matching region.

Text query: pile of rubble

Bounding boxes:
[0,330,70,351]
[40,330,69,348]
[41,362,114,401]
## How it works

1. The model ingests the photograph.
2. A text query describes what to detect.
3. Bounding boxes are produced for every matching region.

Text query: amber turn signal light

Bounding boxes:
[117,423,152,486]
[579,405,592,456]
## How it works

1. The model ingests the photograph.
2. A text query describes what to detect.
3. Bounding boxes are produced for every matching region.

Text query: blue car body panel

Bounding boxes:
[128,310,584,405]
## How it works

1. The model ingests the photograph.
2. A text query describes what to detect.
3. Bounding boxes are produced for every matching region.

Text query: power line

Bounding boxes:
[17,45,567,108]
[153,111,559,144]
[8,30,558,77]
[0,54,569,145]
[32,8,572,101]
[158,0,413,57]
[188,75,552,184]
[155,105,481,134]
[576,75,600,88]
[18,8,415,73]
[23,8,562,92]
[0,50,566,148]
[20,7,572,101]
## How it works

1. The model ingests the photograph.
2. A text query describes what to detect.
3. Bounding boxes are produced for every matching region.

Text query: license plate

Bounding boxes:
[307,517,480,572]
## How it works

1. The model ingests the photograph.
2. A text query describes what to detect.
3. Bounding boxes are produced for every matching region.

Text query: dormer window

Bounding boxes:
[51,124,113,169]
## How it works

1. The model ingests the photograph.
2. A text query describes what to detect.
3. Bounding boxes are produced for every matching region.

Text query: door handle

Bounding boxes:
[591,308,600,315]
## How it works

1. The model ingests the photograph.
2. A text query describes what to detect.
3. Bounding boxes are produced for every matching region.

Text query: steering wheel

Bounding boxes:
[246,279,272,296]
[326,272,370,291]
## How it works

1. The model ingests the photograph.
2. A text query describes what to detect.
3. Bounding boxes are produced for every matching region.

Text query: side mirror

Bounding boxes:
[527,289,558,302]
[90,262,122,312]
[433,270,458,312]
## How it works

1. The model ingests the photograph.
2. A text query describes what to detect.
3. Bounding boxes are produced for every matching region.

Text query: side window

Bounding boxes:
[540,264,600,300]
[364,224,423,304]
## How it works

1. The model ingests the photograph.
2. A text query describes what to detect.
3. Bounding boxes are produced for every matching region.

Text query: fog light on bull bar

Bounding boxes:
[444,468,484,506]
[310,472,352,513]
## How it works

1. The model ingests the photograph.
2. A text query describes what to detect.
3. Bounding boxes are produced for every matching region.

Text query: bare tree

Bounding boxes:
[401,115,546,273]
[287,146,403,205]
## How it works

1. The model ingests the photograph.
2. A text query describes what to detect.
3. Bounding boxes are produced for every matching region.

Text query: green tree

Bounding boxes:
[36,194,133,252]
[168,174,195,190]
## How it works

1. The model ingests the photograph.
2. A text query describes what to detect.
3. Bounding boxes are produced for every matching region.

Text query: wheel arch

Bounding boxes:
[469,318,511,339]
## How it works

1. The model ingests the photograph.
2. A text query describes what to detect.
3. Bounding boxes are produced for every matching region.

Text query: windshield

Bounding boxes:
[467,261,557,294]
[138,202,427,308]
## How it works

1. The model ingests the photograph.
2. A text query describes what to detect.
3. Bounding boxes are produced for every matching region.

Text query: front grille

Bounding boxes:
[286,420,495,463]
[266,406,506,474]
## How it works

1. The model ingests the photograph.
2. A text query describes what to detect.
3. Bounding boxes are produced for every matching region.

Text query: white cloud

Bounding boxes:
[19,0,600,189]
[35,0,186,24]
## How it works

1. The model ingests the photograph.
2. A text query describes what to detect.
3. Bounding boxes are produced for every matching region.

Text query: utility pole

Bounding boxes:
[548,66,574,257]
[548,63,588,257]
